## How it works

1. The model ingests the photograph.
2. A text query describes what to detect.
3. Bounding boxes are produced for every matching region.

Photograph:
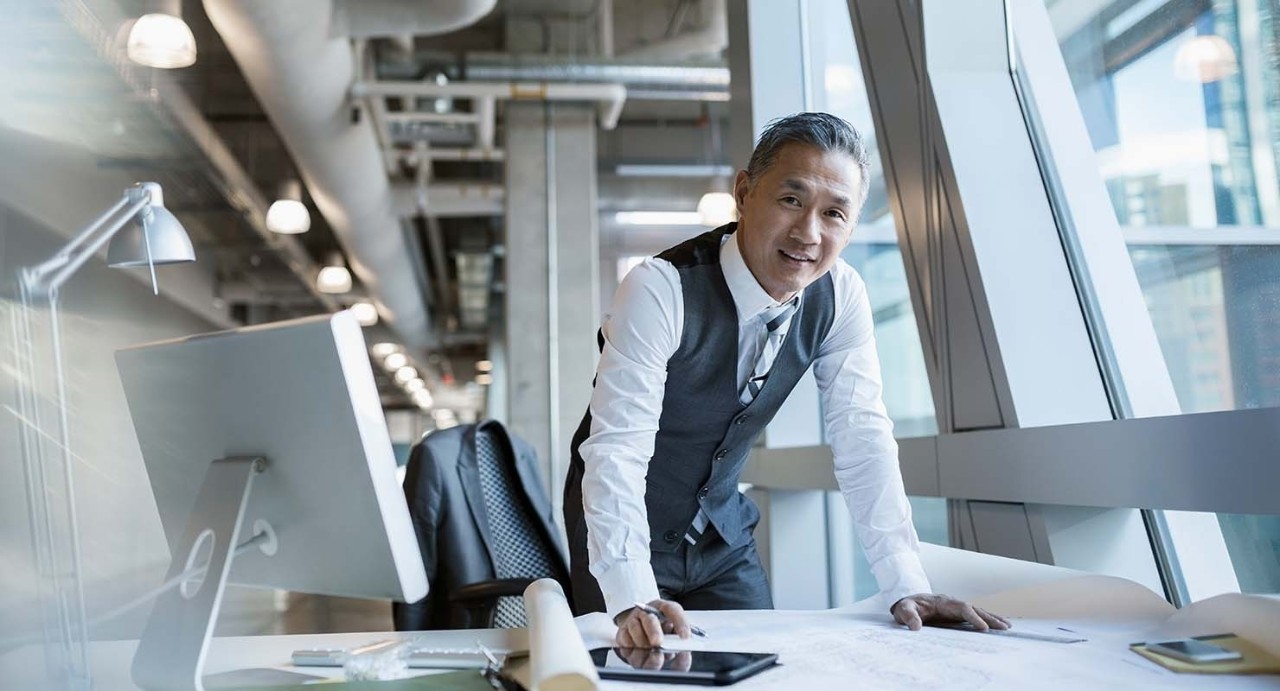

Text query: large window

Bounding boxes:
[809,0,946,600]
[1044,0,1280,594]
[809,0,937,438]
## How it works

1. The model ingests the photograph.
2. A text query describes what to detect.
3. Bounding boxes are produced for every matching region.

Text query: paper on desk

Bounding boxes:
[972,575,1174,623]
[575,611,620,651]
[520,579,599,691]
[919,543,1099,601]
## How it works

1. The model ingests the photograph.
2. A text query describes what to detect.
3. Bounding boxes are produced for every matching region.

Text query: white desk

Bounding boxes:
[3,607,1276,690]
[5,546,1277,689]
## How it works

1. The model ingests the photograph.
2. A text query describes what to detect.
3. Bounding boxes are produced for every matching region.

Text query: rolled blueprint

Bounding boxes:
[523,578,599,691]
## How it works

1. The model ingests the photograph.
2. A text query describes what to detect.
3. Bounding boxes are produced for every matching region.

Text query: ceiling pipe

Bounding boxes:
[203,0,494,349]
[391,183,505,217]
[159,85,343,312]
[352,80,628,130]
[598,0,615,57]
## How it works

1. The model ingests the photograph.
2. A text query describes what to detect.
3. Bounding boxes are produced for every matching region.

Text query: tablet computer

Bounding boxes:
[589,647,779,686]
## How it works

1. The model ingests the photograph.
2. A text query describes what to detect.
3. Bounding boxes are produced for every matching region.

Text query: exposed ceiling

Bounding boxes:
[25,0,735,423]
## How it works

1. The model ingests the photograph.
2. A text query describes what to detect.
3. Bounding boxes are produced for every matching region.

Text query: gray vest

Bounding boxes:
[567,225,836,553]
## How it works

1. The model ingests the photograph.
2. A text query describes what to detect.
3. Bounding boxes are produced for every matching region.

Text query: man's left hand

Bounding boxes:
[891,593,1011,632]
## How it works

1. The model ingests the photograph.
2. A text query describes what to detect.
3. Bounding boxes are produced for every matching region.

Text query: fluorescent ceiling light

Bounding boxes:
[370,342,399,359]
[614,211,704,226]
[349,301,378,327]
[614,164,735,178]
[126,13,197,69]
[476,374,493,386]
[476,360,493,373]
[413,390,434,408]
[405,378,426,393]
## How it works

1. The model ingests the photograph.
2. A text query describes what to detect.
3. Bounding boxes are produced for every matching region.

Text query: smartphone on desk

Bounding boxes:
[1145,638,1243,664]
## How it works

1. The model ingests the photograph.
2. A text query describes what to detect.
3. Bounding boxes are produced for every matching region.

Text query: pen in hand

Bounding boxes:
[632,602,709,639]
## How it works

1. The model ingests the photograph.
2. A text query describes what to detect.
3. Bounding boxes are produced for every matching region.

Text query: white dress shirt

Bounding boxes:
[578,232,930,618]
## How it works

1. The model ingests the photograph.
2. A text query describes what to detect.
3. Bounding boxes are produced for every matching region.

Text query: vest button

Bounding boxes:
[736,414,750,425]
[698,487,710,498]
[663,530,679,543]
[714,449,728,461]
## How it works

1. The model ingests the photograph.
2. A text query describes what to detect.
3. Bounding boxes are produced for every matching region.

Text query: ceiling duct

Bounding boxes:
[332,0,497,39]
[203,0,497,348]
[620,0,727,61]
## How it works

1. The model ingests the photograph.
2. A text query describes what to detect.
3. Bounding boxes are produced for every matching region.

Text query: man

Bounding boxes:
[564,113,1009,647]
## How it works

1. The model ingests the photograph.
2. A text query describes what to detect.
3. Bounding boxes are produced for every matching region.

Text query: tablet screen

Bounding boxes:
[589,647,778,684]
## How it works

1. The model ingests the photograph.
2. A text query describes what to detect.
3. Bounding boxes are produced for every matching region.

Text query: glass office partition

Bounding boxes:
[0,2,279,685]
[1040,0,1280,595]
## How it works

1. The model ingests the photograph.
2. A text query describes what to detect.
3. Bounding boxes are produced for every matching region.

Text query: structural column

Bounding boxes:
[503,102,601,519]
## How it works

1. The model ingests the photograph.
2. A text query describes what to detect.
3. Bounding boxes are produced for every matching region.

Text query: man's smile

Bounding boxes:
[778,249,816,263]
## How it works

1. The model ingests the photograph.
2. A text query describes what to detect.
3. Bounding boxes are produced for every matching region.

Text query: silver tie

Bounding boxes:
[740,298,800,405]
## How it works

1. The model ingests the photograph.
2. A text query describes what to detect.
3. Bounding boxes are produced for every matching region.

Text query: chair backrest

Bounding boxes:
[473,426,560,628]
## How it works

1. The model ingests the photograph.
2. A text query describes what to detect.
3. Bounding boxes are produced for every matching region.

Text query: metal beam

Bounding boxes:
[745,405,1280,516]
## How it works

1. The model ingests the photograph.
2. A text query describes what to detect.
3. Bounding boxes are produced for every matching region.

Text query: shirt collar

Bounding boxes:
[720,227,803,323]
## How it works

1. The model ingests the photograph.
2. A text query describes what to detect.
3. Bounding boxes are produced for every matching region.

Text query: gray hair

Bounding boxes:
[745,112,872,213]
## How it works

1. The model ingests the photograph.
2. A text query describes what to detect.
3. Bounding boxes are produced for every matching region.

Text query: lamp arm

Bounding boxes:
[21,194,131,287]
[22,194,151,296]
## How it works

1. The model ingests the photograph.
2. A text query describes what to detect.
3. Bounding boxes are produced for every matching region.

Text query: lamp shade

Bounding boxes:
[349,301,378,326]
[126,13,198,69]
[316,265,353,294]
[107,205,196,268]
[266,180,310,234]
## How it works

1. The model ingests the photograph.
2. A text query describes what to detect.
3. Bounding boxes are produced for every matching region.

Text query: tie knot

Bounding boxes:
[762,298,798,333]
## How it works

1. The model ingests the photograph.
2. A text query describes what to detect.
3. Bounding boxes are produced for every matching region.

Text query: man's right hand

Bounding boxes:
[614,599,691,647]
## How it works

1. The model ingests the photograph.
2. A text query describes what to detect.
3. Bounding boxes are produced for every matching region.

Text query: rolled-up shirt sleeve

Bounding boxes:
[813,265,931,609]
[577,258,682,618]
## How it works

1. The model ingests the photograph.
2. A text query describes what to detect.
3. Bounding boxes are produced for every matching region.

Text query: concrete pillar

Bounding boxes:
[503,103,600,520]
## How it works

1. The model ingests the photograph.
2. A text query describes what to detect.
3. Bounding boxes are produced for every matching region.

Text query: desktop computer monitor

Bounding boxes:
[115,312,427,689]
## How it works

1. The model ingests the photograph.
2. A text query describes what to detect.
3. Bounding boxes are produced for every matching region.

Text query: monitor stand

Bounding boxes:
[131,457,268,691]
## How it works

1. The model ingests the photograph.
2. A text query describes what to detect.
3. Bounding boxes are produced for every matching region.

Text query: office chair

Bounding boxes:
[393,420,572,630]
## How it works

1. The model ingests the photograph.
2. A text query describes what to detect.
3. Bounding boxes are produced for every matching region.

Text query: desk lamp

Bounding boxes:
[15,182,194,689]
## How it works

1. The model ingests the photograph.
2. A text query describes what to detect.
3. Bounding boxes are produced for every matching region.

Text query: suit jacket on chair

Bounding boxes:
[393,420,570,630]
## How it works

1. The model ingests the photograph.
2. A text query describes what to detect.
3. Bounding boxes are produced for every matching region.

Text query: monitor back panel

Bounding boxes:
[115,312,426,602]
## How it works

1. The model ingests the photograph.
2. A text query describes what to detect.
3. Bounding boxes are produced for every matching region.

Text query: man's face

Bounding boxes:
[733,143,862,302]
